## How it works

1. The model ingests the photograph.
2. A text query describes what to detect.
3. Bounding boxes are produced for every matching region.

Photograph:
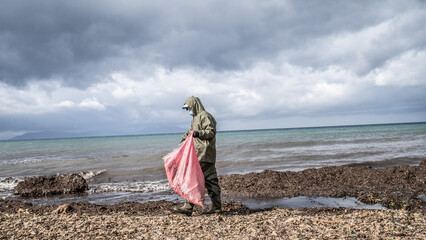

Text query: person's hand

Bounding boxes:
[193,131,199,138]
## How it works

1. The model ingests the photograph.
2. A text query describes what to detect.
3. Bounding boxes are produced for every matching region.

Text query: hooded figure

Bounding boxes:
[174,96,222,215]
[181,96,216,163]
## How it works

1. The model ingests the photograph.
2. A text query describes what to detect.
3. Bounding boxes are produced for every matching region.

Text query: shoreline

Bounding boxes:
[220,159,425,211]
[3,160,425,211]
[1,161,425,239]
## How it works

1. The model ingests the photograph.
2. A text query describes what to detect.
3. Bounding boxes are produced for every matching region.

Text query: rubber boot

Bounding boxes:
[203,195,222,214]
[173,201,193,216]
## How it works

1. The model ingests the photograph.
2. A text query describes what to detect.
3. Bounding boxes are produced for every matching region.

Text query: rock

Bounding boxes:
[53,204,74,214]
[13,173,88,197]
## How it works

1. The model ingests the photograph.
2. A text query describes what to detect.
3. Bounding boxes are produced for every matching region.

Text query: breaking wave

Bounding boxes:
[88,180,171,194]
[0,177,23,192]
[78,170,106,180]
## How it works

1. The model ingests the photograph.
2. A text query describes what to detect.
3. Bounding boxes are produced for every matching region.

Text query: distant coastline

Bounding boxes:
[4,121,425,141]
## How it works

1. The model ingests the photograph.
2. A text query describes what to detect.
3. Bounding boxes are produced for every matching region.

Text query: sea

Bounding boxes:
[1,122,425,209]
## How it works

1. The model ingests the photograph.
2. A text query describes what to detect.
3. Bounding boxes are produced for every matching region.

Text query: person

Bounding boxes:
[174,96,222,215]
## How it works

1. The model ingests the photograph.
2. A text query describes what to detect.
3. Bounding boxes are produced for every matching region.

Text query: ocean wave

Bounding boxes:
[344,157,424,168]
[78,170,106,180]
[0,177,23,192]
[88,180,171,194]
[0,157,46,166]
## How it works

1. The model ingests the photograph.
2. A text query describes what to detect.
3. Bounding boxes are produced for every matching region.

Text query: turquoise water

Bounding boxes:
[217,122,426,174]
[1,122,425,205]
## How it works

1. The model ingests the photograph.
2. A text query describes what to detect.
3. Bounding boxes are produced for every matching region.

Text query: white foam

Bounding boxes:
[79,170,106,180]
[0,177,23,192]
[88,180,171,194]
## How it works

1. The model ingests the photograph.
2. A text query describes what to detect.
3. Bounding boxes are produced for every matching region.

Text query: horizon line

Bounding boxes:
[3,120,425,142]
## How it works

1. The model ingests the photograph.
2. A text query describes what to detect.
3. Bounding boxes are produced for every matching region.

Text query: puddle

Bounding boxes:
[231,196,386,210]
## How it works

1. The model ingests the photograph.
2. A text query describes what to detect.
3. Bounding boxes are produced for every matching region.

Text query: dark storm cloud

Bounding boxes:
[2,0,423,88]
[0,1,160,87]
[1,0,425,139]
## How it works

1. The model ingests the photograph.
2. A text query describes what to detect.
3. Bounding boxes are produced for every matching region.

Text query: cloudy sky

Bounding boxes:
[1,0,426,139]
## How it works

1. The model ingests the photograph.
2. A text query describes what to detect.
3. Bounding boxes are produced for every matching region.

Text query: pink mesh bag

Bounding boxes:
[163,131,205,206]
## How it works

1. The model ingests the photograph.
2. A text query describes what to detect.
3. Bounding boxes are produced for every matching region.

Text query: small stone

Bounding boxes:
[53,204,73,214]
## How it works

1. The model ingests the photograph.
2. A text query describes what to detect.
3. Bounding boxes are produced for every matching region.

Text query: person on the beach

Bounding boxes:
[174,96,222,215]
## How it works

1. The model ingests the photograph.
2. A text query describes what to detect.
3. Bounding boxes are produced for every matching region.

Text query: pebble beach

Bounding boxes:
[1,204,425,239]
[1,160,425,239]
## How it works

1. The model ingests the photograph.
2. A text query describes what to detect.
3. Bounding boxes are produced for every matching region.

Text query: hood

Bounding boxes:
[183,96,205,116]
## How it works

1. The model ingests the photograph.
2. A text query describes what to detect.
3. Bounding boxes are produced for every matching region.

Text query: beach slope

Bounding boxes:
[1,161,425,239]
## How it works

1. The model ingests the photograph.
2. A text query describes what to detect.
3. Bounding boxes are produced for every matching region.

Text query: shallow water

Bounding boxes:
[5,190,386,210]
[1,122,425,207]
[235,196,386,210]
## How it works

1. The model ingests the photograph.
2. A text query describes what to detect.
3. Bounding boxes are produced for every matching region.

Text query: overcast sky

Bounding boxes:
[1,0,426,139]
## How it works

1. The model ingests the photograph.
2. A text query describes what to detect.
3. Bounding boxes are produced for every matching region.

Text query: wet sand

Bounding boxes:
[1,160,425,239]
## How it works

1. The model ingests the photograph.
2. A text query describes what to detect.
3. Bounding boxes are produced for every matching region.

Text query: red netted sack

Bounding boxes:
[163,131,205,206]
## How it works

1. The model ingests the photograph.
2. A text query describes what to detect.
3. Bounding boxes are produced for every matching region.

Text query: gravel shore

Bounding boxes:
[1,204,425,239]
[1,161,424,239]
